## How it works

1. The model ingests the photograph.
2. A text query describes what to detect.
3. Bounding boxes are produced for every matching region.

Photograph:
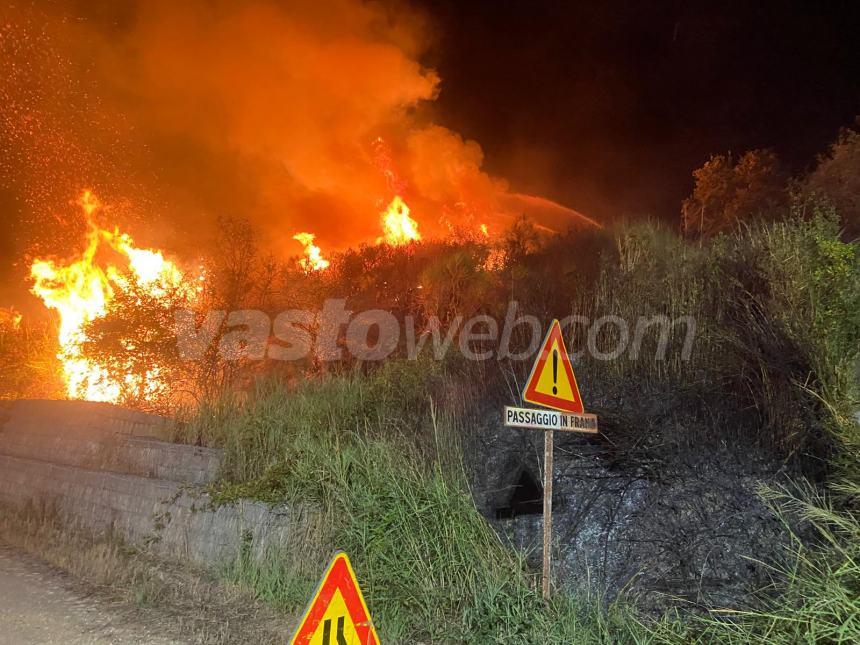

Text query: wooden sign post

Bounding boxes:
[503,319,598,600]
[542,428,553,600]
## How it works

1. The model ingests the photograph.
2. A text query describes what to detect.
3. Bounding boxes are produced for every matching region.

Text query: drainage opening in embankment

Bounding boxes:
[494,469,544,520]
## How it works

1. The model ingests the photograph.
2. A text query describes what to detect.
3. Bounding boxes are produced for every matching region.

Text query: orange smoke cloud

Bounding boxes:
[110,0,445,248]
[1,0,598,278]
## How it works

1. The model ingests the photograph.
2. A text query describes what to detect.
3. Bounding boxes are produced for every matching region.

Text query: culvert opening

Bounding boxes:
[494,469,543,519]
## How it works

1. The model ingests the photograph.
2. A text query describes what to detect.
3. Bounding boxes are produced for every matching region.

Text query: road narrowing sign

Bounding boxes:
[290,552,379,645]
[522,319,584,413]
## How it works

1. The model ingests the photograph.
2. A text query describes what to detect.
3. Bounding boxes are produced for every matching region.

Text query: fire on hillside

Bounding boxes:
[29,191,193,402]
[3,1,598,405]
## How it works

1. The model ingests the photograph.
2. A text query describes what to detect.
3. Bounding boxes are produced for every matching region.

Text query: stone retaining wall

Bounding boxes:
[0,399,296,568]
[0,399,169,439]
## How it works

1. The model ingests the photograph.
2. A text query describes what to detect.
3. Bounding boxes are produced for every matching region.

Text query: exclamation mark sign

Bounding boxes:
[552,349,558,395]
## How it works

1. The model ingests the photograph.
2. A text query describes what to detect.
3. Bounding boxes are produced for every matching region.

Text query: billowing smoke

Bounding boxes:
[0,0,596,295]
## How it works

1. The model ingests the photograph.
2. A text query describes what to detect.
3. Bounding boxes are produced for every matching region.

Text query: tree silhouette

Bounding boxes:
[802,126,860,238]
[682,149,787,236]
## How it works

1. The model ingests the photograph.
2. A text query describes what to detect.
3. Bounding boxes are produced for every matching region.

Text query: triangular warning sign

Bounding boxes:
[523,319,584,414]
[290,552,379,645]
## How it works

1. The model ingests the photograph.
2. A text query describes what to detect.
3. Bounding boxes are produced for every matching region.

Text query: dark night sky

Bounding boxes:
[420,0,860,221]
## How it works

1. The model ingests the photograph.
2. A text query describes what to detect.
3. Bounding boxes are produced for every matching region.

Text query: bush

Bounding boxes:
[682,149,789,236]
[711,209,859,458]
[801,126,860,238]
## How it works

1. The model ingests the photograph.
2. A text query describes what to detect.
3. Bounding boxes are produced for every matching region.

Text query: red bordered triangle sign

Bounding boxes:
[523,319,584,413]
[290,552,379,645]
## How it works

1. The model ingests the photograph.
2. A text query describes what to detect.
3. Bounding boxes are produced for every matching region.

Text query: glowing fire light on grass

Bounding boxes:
[292,232,330,271]
[379,196,421,245]
[0,307,22,331]
[29,191,186,402]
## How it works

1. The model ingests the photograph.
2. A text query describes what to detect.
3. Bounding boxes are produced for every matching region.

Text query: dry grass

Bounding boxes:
[0,501,295,645]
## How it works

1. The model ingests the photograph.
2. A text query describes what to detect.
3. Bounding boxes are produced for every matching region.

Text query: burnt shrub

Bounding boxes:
[572,208,858,472]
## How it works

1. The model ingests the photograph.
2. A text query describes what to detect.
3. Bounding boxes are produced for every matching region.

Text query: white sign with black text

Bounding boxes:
[503,405,598,433]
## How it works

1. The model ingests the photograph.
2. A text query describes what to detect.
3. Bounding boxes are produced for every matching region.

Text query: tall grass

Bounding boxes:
[189,362,651,642]
[615,210,860,644]
[181,359,443,482]
[584,219,709,384]
[584,209,859,459]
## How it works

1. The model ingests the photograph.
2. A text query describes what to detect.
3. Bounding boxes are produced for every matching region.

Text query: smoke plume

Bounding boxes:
[0,0,596,291]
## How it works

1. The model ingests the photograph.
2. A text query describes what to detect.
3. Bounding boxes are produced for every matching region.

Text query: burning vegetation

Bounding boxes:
[29,191,191,402]
[292,232,330,272]
[21,182,497,407]
[0,3,858,643]
[379,196,421,245]
[0,0,600,409]
[0,0,855,416]
[292,193,423,274]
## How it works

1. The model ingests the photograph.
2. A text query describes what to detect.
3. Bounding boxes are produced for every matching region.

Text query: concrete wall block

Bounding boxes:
[0,419,222,485]
[0,400,169,441]
[0,401,301,572]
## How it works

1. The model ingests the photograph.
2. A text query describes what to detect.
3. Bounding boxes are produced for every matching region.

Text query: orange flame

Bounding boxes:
[29,191,186,402]
[292,232,330,271]
[379,196,420,245]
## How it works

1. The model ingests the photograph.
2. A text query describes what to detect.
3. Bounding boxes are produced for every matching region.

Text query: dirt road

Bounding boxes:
[0,544,183,645]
